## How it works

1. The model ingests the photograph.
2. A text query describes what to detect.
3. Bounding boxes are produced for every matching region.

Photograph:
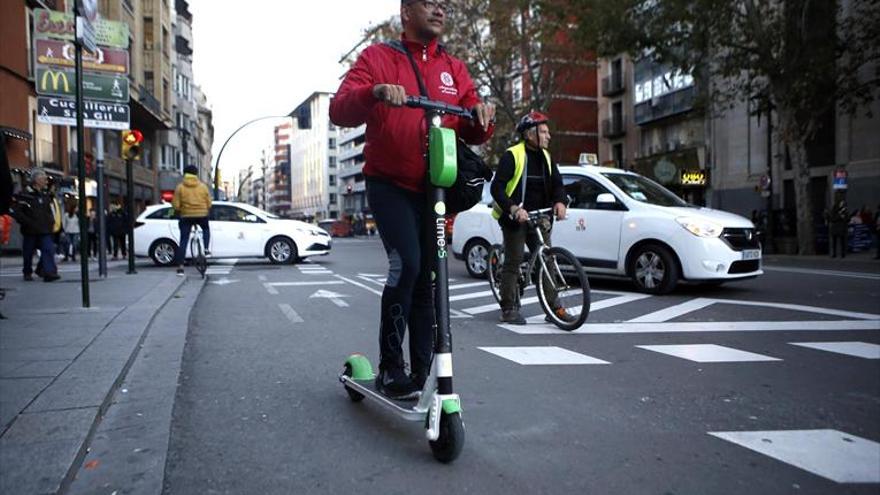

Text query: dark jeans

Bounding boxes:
[366,178,433,375]
[88,232,98,257]
[830,233,846,258]
[110,234,127,257]
[499,217,557,311]
[174,217,211,266]
[22,234,57,276]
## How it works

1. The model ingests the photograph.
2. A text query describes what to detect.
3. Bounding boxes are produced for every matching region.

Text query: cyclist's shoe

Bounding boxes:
[176,267,185,276]
[23,274,34,282]
[43,273,61,283]
[409,369,430,391]
[545,306,573,323]
[500,309,527,325]
[205,250,212,257]
[375,367,420,401]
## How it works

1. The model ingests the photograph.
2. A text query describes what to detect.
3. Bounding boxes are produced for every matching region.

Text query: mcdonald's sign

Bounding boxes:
[35,68,129,102]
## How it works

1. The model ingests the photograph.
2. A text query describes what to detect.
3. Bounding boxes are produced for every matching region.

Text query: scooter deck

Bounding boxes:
[342,376,432,421]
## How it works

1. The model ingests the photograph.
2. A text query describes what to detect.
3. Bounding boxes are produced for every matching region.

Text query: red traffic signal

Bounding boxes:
[121,129,143,160]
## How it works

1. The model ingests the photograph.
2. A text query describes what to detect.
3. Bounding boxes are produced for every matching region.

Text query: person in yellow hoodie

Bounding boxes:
[171,165,212,275]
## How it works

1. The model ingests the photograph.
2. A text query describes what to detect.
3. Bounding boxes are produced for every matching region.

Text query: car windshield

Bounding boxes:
[602,173,690,207]
[239,205,279,219]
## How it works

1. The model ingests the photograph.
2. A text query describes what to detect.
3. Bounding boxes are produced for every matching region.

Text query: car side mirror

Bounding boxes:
[596,193,617,204]
[244,214,259,223]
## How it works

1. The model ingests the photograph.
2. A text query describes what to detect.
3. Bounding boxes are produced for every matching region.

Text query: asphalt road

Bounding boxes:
[161,237,880,494]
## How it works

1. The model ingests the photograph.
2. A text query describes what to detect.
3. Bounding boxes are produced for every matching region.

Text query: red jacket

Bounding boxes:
[329,36,494,193]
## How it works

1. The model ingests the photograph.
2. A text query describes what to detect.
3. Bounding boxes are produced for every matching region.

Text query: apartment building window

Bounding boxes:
[329,156,337,168]
[329,176,337,187]
[328,137,337,150]
[144,19,154,50]
[329,193,337,205]
[163,78,170,112]
[162,26,170,58]
[612,143,624,168]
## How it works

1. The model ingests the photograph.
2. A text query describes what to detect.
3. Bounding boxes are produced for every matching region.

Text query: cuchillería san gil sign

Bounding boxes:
[36,68,129,103]
[37,97,130,130]
[35,38,128,74]
[33,8,129,49]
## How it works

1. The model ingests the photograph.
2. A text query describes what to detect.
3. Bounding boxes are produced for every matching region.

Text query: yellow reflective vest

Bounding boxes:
[491,141,553,219]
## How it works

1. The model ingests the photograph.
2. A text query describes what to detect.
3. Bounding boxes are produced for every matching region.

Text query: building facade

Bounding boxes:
[288,92,340,221]
[336,124,366,217]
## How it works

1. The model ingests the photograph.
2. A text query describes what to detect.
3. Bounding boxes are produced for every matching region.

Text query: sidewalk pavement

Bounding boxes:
[763,249,880,274]
[0,261,198,494]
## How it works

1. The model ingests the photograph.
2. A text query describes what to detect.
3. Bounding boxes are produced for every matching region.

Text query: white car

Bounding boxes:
[134,201,331,266]
[451,165,762,294]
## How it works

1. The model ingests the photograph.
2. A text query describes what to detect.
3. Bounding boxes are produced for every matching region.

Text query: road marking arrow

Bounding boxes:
[310,289,349,307]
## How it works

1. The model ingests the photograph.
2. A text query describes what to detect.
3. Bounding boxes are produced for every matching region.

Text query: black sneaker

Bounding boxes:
[176,267,185,276]
[500,309,526,325]
[409,369,430,391]
[375,367,420,401]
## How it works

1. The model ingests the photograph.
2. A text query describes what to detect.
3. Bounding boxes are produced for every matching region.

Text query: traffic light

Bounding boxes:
[121,129,144,160]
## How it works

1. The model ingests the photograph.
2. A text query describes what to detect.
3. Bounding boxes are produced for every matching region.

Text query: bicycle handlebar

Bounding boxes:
[405,96,474,120]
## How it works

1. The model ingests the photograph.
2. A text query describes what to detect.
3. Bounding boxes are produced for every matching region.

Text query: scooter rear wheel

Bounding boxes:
[342,363,365,402]
[429,412,464,463]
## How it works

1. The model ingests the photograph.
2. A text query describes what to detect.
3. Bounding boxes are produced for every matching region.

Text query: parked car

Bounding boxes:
[451,165,763,294]
[135,201,331,266]
[318,219,353,238]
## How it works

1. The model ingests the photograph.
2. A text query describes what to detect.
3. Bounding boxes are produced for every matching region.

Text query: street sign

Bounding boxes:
[832,168,848,190]
[36,68,129,102]
[77,0,99,22]
[37,97,130,130]
[35,39,129,74]
[33,8,129,49]
[76,16,97,53]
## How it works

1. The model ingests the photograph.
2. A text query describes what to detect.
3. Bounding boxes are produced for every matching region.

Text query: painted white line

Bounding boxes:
[591,293,653,311]
[357,275,385,287]
[263,283,279,295]
[707,298,880,320]
[331,298,349,307]
[278,303,304,324]
[628,298,716,323]
[449,281,489,291]
[764,265,880,281]
[449,290,493,302]
[215,258,239,265]
[497,319,880,335]
[336,275,384,296]
[636,344,780,363]
[790,341,880,359]
[708,429,880,483]
[450,308,472,319]
[479,346,610,365]
[258,275,267,282]
[267,281,345,286]
[463,296,539,315]
[358,273,384,278]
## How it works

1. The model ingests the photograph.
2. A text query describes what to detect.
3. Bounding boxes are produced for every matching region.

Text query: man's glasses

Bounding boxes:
[418,1,453,15]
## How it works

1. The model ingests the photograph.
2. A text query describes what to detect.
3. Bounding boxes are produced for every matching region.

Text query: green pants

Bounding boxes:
[499,217,558,311]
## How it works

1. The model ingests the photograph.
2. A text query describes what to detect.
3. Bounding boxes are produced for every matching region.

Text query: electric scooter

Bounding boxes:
[339,95,474,463]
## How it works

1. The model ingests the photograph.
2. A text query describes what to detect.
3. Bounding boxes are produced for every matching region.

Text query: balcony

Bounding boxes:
[602,116,626,138]
[601,74,625,97]
[337,141,365,163]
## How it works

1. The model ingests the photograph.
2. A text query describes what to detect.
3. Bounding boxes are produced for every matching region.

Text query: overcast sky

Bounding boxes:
[187,0,400,181]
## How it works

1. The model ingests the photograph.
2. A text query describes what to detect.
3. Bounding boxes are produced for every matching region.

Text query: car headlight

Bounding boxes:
[675,217,723,238]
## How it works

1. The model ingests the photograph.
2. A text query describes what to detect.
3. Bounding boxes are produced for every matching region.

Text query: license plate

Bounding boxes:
[742,249,761,260]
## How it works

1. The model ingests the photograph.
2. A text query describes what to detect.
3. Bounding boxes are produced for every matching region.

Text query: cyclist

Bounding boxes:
[171,165,212,276]
[330,0,495,400]
[490,111,567,325]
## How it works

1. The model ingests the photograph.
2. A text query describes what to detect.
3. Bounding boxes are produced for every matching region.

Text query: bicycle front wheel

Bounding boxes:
[191,239,207,278]
[537,246,590,331]
[487,244,504,304]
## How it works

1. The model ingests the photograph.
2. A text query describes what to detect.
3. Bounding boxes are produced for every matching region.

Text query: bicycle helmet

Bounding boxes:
[516,111,549,133]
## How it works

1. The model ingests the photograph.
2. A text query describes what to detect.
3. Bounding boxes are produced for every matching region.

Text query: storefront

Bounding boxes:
[633,147,708,205]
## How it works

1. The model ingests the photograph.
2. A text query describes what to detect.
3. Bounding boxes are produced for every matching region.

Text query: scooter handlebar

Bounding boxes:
[405,96,474,120]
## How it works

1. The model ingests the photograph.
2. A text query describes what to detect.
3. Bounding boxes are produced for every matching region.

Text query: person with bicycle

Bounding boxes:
[490,111,567,325]
[171,165,212,276]
[329,0,495,400]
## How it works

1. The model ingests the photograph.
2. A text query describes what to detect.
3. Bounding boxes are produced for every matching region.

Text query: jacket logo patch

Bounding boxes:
[439,71,458,95]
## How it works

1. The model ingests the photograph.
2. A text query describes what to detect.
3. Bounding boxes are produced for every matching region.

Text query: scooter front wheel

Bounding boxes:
[429,412,464,463]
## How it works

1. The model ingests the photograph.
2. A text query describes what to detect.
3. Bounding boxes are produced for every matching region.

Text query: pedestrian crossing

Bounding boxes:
[204,258,238,276]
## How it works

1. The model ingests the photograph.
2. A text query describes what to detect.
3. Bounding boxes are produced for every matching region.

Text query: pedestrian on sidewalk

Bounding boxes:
[171,165,212,276]
[107,205,127,260]
[9,168,60,281]
[61,204,80,262]
[826,198,849,258]
[88,208,98,259]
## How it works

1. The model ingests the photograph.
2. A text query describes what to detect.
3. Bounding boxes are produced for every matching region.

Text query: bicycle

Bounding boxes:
[189,224,207,278]
[488,208,590,331]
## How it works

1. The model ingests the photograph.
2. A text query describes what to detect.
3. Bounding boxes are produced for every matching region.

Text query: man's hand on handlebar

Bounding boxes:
[510,205,529,224]
[373,84,407,107]
[554,202,567,221]
[472,103,496,132]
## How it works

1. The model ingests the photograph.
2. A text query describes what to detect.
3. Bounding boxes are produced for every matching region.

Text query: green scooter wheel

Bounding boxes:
[429,412,464,463]
[342,363,365,402]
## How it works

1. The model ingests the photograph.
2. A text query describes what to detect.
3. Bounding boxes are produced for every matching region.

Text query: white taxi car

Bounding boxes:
[134,201,331,265]
[451,165,762,294]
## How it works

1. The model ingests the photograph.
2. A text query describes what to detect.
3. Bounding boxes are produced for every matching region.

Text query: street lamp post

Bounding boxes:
[212,116,288,200]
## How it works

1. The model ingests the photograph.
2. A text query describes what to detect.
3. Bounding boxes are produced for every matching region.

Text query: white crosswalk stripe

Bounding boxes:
[479,346,610,365]
[636,344,781,363]
[790,341,880,359]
